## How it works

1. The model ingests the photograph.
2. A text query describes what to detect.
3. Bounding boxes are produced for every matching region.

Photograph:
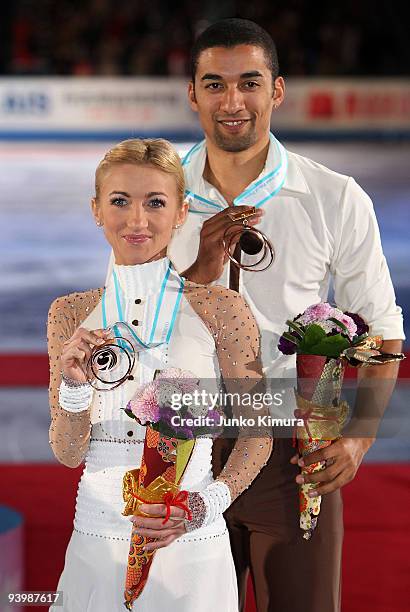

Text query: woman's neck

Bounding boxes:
[114,249,168,266]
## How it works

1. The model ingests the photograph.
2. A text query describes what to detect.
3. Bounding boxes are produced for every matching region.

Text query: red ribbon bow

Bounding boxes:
[131,489,192,524]
[162,490,192,525]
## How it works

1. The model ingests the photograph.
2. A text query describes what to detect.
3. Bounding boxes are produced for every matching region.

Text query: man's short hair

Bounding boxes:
[190,18,279,83]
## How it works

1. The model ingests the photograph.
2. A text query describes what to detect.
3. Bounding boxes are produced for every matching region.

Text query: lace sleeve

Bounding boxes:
[47,289,102,467]
[184,283,273,504]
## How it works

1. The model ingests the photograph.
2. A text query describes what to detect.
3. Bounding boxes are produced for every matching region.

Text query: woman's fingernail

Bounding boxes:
[97,338,104,344]
[296,475,304,484]
[308,491,319,498]
[298,459,305,467]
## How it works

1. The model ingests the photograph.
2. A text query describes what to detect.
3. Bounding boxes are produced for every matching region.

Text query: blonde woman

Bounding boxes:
[48,138,272,611]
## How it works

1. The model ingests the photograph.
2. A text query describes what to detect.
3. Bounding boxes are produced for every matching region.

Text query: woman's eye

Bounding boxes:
[110,197,128,207]
[148,198,166,208]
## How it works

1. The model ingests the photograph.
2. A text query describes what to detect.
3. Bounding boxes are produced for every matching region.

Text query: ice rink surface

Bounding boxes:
[1,140,409,352]
[0,140,409,463]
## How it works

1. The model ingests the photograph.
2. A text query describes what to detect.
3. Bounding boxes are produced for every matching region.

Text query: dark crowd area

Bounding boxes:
[0,0,408,77]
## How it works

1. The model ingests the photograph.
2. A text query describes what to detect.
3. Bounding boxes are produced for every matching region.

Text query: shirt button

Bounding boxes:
[132,319,139,326]
[135,299,142,304]
[127,431,133,437]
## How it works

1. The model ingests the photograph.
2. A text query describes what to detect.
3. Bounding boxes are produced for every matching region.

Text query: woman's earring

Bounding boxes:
[173,224,181,229]
[96,220,103,227]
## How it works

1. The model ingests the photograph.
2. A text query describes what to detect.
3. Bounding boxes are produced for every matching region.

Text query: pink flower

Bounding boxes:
[298,303,357,339]
[299,303,335,325]
[333,313,357,339]
[126,382,160,424]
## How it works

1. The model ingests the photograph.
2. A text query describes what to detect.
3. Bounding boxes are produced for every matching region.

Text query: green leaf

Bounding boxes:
[286,320,305,338]
[310,333,351,358]
[283,331,299,344]
[298,324,327,353]
[328,317,349,335]
[124,408,137,421]
[352,333,368,345]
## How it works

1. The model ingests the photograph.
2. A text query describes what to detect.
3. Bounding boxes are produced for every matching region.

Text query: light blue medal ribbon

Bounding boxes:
[102,261,185,351]
[183,134,288,215]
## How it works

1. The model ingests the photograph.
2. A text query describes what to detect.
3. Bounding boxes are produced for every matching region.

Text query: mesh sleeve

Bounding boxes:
[184,282,273,503]
[47,289,102,467]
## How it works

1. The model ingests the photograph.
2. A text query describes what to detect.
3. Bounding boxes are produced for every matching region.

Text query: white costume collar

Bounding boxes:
[112,257,172,298]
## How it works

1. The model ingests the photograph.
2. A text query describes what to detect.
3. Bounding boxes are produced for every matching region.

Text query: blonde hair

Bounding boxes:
[95,138,185,205]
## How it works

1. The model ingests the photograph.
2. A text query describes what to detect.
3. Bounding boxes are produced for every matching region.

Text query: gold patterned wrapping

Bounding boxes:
[122,469,181,517]
[294,394,349,441]
[342,335,405,366]
[295,356,348,540]
[295,394,349,539]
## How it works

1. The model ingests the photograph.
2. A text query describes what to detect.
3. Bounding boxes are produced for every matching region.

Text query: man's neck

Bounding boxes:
[203,135,271,204]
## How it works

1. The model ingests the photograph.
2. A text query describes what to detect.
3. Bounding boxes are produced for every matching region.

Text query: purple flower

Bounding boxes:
[344,312,369,337]
[278,332,298,355]
[159,405,195,438]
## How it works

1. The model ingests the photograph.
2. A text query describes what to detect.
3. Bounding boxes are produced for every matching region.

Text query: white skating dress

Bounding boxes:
[47,258,271,612]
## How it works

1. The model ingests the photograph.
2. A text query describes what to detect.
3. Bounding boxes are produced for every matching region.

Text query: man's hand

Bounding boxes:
[130,503,187,551]
[183,205,264,284]
[290,437,375,496]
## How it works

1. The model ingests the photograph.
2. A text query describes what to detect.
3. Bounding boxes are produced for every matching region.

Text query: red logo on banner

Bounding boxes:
[309,92,334,118]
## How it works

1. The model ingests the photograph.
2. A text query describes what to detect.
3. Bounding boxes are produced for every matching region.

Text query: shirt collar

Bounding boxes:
[182,133,309,208]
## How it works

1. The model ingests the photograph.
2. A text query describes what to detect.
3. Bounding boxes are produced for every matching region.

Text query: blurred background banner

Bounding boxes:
[0,78,199,140]
[1,78,409,139]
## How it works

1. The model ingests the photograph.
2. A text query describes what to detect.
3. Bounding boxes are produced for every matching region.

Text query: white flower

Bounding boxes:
[157,382,184,409]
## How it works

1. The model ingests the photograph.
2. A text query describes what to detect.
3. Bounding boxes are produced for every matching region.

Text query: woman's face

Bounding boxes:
[92,163,187,265]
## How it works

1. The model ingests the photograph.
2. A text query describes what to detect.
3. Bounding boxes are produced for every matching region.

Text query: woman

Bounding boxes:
[48,138,272,611]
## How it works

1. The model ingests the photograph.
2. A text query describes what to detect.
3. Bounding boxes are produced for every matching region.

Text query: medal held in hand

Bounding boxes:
[86,322,136,391]
[223,207,274,272]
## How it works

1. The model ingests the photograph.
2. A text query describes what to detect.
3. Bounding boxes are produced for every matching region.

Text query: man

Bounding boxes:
[168,18,404,612]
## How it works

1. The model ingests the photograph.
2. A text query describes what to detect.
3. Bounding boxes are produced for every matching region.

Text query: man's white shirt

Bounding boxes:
[168,135,404,377]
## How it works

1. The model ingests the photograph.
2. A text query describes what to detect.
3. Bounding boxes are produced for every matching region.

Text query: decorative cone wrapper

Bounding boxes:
[122,426,195,609]
[295,356,348,540]
[295,339,404,541]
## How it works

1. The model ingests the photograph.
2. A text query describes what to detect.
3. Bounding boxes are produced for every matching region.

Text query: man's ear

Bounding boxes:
[188,81,198,112]
[272,76,285,109]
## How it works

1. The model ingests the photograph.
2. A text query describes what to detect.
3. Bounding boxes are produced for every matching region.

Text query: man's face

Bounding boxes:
[189,45,283,152]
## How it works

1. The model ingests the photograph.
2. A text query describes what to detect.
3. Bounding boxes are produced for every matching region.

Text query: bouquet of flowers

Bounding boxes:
[121,368,221,609]
[278,302,401,540]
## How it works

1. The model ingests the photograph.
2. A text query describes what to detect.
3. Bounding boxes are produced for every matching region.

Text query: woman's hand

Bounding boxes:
[130,503,187,551]
[61,327,108,383]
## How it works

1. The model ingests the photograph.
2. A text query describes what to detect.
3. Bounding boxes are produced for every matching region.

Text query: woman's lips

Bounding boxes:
[123,234,151,244]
